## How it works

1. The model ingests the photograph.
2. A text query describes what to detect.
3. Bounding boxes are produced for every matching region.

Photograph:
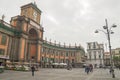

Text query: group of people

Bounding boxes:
[85,64,93,74]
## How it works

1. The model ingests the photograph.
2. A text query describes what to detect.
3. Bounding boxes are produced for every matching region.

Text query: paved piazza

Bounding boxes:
[0,68,120,80]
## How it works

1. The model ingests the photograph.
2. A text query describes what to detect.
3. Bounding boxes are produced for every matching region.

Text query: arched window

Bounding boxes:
[29,28,38,39]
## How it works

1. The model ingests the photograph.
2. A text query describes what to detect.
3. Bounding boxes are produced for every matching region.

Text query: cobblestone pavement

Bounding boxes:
[0,68,120,80]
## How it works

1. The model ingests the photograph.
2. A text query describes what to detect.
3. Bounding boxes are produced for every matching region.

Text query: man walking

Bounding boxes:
[31,66,35,76]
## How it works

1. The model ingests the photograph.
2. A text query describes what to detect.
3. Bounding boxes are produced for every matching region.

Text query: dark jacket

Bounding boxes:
[31,66,35,72]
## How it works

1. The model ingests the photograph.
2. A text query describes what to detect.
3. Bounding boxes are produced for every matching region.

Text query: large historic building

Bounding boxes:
[86,42,104,67]
[0,3,85,67]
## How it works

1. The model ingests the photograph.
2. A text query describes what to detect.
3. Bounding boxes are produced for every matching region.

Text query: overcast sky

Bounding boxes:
[0,0,120,52]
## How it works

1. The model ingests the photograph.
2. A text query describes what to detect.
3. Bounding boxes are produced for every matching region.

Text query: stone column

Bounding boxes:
[37,41,42,62]
[18,37,26,61]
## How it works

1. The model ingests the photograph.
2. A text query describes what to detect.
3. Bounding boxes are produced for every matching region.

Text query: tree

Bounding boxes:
[113,56,120,66]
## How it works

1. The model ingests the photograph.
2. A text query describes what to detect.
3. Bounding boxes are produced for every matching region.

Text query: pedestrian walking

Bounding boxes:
[31,66,35,76]
[85,65,88,72]
[109,66,112,74]
[89,64,93,72]
[67,63,72,70]
[85,65,90,74]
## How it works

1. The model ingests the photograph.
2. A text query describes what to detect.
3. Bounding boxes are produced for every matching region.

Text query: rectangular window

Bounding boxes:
[71,53,73,56]
[56,52,58,56]
[0,49,5,55]
[1,35,7,45]
[61,52,63,56]
[47,49,49,54]
[53,50,55,54]
[55,58,58,63]
[57,51,59,56]
[119,51,120,54]
[88,43,91,49]
[89,52,91,60]
[94,54,96,60]
[73,53,75,57]
[41,57,44,61]
[41,47,44,53]
[44,48,46,53]
[66,59,69,63]
[93,42,96,49]
[66,52,68,57]
[94,51,96,60]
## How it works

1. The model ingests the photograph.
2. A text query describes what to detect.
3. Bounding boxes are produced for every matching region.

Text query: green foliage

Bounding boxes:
[5,66,10,70]
[0,67,4,73]
[15,66,25,71]
[5,65,27,71]
[0,49,4,55]
[113,56,120,67]
[113,56,120,61]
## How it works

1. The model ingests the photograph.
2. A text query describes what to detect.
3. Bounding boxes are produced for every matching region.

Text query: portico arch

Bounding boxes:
[27,28,38,61]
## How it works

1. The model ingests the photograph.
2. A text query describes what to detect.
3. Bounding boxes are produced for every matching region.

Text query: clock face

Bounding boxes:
[33,11,37,21]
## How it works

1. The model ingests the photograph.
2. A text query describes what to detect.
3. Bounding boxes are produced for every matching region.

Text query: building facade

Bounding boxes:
[87,42,104,67]
[104,48,120,66]
[104,52,110,66]
[0,3,85,67]
[112,48,120,57]
[41,40,85,67]
[112,48,120,66]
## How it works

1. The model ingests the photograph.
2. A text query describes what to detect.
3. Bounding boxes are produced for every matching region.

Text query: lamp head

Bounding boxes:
[103,26,107,29]
[95,30,99,33]
[112,24,117,28]
[111,32,114,34]
[110,30,114,34]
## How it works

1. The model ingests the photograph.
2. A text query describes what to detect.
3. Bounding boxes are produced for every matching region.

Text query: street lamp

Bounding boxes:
[95,19,117,78]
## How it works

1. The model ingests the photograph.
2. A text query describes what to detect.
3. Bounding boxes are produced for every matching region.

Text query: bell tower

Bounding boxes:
[21,2,41,24]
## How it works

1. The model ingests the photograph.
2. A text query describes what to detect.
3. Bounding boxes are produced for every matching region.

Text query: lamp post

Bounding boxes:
[95,19,117,78]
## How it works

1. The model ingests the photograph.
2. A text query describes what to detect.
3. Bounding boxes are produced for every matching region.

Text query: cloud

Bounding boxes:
[0,0,120,51]
[45,14,59,25]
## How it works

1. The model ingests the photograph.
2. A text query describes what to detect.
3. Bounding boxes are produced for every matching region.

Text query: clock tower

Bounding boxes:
[21,3,41,24]
[10,2,44,63]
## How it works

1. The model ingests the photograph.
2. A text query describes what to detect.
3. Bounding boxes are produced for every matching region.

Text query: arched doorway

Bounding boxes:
[27,28,38,62]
